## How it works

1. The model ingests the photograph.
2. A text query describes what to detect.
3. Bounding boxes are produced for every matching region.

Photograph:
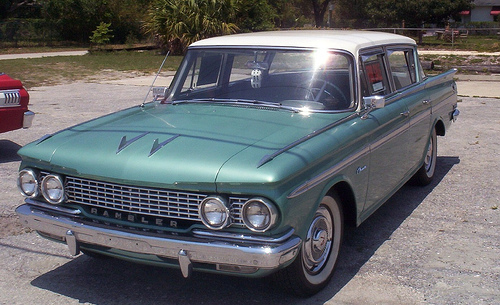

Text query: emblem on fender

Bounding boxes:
[356,165,367,174]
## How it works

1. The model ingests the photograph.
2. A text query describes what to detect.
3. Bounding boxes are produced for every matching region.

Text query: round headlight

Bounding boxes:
[199,196,230,230]
[17,169,39,198]
[41,174,65,204]
[242,198,277,232]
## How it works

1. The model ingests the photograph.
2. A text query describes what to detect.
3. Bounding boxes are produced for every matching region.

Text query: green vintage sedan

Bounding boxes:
[16,30,459,296]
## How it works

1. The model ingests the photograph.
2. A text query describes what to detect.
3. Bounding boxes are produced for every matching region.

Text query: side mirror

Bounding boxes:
[363,95,385,110]
[153,86,169,101]
[361,96,385,119]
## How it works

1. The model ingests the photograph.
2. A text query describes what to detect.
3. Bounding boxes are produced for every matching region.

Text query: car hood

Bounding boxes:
[19,103,350,192]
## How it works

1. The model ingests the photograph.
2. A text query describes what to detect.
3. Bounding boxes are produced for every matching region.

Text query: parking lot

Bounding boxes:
[0,79,499,304]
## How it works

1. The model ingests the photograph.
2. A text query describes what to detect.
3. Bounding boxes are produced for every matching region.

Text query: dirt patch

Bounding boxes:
[422,54,500,74]
[0,215,30,238]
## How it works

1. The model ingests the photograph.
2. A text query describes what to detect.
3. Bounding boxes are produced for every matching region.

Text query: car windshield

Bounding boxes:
[166,48,355,111]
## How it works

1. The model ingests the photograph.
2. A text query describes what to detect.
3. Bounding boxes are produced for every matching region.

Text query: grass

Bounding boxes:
[0,50,183,88]
[420,35,500,52]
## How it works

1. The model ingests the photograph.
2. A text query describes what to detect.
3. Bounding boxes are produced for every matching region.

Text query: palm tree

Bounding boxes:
[145,0,239,54]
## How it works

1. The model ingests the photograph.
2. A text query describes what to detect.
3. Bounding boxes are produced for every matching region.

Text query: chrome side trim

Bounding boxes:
[289,111,412,198]
[288,145,370,198]
[16,204,301,270]
[432,96,455,115]
[369,121,407,153]
[409,108,431,127]
[35,134,53,145]
[258,113,359,168]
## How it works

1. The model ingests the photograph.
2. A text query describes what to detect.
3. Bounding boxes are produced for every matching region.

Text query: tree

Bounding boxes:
[144,0,239,54]
[41,0,112,42]
[0,0,41,20]
[310,0,331,27]
[335,0,371,28]
[40,0,151,43]
[366,0,473,28]
[234,0,276,32]
[364,0,472,43]
[269,0,312,28]
[335,0,473,29]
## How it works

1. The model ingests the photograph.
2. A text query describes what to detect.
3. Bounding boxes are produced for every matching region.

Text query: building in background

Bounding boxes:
[460,0,500,23]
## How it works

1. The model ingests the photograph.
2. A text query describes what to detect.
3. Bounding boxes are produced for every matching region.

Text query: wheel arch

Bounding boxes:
[328,181,357,228]
[435,118,445,136]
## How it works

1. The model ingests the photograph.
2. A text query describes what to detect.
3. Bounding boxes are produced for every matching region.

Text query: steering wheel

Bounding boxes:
[306,79,349,110]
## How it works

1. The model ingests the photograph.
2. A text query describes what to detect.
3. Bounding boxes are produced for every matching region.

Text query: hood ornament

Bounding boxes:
[117,132,149,154]
[149,135,180,157]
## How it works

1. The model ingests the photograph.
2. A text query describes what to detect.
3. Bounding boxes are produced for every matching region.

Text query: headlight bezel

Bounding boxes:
[17,168,40,198]
[199,196,231,230]
[242,197,277,232]
[40,174,66,204]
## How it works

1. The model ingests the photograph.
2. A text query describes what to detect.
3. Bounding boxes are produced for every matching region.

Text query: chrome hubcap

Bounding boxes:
[303,206,333,274]
[424,137,434,172]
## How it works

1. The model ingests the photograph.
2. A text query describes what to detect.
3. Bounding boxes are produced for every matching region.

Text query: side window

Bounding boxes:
[181,53,223,93]
[361,53,390,96]
[387,49,417,90]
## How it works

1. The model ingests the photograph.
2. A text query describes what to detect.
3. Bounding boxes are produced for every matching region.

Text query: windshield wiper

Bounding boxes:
[171,98,298,112]
[171,99,217,105]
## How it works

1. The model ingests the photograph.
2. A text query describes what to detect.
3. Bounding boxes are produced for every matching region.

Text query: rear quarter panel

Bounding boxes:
[0,74,30,133]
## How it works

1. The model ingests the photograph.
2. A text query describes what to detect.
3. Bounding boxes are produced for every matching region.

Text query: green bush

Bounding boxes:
[89,22,114,49]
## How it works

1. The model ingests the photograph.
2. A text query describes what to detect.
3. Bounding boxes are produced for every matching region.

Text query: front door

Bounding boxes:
[359,50,410,215]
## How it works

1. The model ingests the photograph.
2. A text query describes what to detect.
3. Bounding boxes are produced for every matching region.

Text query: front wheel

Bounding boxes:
[275,194,344,296]
[412,128,437,186]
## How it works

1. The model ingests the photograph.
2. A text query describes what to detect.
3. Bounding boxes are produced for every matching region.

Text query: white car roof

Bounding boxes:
[189,30,417,55]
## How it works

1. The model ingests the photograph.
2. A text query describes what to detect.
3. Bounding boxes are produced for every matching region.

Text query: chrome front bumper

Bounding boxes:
[16,203,301,277]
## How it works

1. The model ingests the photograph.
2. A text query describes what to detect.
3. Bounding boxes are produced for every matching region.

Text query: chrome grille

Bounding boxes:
[64,176,245,227]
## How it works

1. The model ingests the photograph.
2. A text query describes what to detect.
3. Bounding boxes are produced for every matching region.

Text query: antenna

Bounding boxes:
[141,51,170,107]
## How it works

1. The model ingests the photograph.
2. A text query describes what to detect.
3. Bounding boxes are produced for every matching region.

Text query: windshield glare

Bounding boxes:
[167,48,355,111]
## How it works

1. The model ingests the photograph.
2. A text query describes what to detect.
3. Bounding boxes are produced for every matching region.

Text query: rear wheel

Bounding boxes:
[275,194,344,296]
[413,129,437,186]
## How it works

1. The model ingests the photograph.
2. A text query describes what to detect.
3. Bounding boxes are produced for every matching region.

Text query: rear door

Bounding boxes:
[386,47,431,173]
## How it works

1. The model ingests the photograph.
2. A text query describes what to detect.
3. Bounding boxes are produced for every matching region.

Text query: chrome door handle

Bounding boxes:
[400,110,410,117]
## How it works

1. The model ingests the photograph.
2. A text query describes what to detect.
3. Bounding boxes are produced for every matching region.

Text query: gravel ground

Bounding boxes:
[0,81,498,304]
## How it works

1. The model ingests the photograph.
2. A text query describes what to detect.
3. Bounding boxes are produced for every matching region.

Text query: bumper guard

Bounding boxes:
[16,203,301,278]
